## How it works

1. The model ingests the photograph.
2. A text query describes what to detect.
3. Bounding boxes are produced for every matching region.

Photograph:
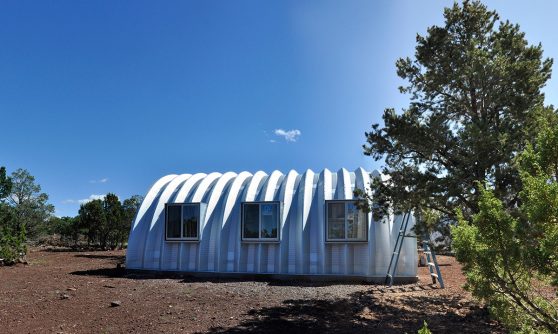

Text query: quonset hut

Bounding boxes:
[125,168,417,282]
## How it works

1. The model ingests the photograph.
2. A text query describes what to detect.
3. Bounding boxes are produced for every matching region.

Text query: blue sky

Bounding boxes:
[1,0,558,217]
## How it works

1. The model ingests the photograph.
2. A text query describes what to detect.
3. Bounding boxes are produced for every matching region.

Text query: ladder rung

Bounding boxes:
[422,241,444,289]
[385,212,417,288]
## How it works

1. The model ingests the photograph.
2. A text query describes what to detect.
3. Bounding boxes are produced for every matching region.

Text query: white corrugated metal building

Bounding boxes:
[125,168,417,282]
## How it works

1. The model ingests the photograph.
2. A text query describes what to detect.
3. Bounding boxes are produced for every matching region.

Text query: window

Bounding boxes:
[165,203,200,241]
[326,200,367,241]
[241,202,280,241]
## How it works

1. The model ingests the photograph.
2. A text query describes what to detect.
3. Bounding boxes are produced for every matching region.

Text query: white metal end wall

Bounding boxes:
[125,168,418,278]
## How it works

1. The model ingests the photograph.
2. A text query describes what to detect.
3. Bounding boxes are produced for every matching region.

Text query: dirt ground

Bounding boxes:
[0,248,505,334]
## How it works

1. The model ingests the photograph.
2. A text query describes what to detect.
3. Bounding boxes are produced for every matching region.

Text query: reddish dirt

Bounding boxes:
[0,248,505,333]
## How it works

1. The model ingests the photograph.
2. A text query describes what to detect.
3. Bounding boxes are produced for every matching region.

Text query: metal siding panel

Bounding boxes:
[172,174,207,271]
[320,169,333,274]
[278,171,299,274]
[298,170,314,274]
[338,169,352,275]
[189,173,222,271]
[201,173,236,272]
[143,174,191,270]
[220,172,252,272]
[126,174,176,269]
[354,168,373,276]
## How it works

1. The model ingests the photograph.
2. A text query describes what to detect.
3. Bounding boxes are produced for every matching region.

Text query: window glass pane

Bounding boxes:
[182,204,199,238]
[328,202,346,239]
[166,205,182,239]
[358,210,368,239]
[328,219,345,239]
[328,202,345,220]
[260,203,278,238]
[347,202,366,240]
[243,204,259,238]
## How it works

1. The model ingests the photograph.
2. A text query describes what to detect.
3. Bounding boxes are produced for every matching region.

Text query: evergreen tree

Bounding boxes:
[78,199,106,247]
[0,167,12,200]
[0,167,26,263]
[452,120,558,333]
[76,194,142,249]
[7,169,54,239]
[359,1,555,245]
[120,195,143,248]
[103,193,122,249]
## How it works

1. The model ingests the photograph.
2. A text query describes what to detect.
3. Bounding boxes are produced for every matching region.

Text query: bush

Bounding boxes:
[452,122,558,333]
[0,205,26,264]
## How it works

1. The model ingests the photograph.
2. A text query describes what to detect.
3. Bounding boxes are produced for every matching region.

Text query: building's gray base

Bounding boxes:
[125,268,418,284]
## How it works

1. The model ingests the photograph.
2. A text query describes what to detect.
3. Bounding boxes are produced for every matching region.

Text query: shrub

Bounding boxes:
[418,321,432,334]
[452,123,558,333]
[0,205,26,264]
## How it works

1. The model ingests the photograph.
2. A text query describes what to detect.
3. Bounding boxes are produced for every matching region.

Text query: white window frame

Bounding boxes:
[241,201,280,242]
[165,203,201,242]
[325,200,368,242]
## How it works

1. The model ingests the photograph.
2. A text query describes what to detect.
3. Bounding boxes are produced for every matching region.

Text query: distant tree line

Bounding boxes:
[0,166,142,264]
[51,194,142,250]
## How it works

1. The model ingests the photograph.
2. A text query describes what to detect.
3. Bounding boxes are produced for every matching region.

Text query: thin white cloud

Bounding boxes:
[89,178,109,184]
[62,194,106,205]
[274,129,302,142]
[79,194,105,204]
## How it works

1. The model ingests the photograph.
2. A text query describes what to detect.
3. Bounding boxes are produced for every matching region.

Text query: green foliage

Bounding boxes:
[0,167,27,264]
[452,123,558,333]
[517,124,558,287]
[418,321,432,334]
[7,168,54,239]
[120,195,142,245]
[79,198,106,247]
[0,225,26,264]
[77,194,142,249]
[102,193,122,249]
[358,0,555,250]
[0,203,26,264]
[412,208,449,252]
[48,216,82,245]
[0,166,12,200]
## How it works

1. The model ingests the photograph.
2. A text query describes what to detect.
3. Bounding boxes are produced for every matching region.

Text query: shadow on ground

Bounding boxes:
[70,266,368,287]
[71,267,126,278]
[42,247,116,253]
[67,258,503,333]
[74,254,126,261]
[198,292,502,334]
[69,264,503,333]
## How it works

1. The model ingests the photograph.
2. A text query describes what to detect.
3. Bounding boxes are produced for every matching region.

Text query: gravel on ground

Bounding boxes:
[0,248,505,333]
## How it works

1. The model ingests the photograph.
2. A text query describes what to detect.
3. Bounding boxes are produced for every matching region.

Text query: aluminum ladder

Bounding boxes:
[422,240,444,288]
[385,212,412,287]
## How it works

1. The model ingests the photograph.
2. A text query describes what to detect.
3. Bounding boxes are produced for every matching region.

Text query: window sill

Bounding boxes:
[165,239,200,243]
[241,239,281,243]
[325,240,368,243]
